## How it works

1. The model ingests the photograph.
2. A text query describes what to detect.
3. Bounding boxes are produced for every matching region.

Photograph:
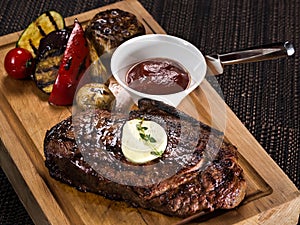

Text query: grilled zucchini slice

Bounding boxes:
[17,11,65,58]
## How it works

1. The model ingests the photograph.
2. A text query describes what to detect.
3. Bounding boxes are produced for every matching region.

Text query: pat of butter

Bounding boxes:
[121,119,167,164]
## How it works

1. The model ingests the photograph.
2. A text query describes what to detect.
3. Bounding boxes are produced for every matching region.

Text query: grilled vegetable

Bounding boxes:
[34,29,71,94]
[49,19,91,106]
[17,11,65,58]
[75,83,115,110]
[85,9,146,57]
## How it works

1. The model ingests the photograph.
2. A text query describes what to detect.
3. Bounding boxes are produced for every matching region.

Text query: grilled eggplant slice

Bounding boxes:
[85,9,146,57]
[17,11,65,58]
[34,29,70,94]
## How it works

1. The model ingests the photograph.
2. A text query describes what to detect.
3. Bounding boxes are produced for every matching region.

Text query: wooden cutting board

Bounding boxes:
[0,0,299,224]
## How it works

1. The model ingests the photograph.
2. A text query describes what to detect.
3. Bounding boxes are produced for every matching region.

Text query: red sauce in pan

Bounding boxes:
[126,58,190,95]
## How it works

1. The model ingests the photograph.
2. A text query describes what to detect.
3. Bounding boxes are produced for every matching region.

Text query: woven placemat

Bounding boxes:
[0,0,299,224]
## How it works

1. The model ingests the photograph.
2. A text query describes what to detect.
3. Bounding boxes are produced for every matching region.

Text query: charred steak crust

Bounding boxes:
[44,99,246,217]
[85,9,146,56]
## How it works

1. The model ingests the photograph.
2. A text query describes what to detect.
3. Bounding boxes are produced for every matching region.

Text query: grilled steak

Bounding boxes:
[44,98,246,217]
[85,9,146,57]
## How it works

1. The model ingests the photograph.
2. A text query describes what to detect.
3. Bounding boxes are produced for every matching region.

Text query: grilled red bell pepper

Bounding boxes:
[49,18,91,106]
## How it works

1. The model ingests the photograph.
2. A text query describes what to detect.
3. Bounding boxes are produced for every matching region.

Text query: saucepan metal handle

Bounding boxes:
[205,41,295,75]
[214,41,294,65]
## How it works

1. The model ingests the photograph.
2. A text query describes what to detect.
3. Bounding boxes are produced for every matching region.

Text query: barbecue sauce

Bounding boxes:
[126,58,190,95]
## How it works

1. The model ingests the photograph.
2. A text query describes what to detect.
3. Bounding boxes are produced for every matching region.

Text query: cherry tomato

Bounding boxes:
[4,47,35,79]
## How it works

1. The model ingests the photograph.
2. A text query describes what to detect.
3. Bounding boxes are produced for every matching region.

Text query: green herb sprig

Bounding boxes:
[136,118,164,157]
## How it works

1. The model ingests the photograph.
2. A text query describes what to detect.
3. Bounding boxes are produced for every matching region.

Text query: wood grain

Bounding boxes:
[0,0,299,224]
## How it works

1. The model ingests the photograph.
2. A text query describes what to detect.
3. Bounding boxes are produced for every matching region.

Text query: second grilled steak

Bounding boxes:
[85,9,146,57]
[44,98,246,217]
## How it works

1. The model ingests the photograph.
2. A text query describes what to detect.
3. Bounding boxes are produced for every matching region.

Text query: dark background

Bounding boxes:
[0,0,299,224]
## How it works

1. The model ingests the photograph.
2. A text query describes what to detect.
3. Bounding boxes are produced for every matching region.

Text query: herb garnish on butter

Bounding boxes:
[136,118,164,157]
[121,118,167,163]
